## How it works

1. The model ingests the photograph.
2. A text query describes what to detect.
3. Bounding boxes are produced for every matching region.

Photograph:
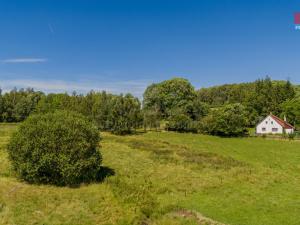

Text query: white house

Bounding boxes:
[256,114,295,135]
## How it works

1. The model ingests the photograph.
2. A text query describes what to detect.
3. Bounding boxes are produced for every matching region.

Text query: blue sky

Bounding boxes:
[0,0,299,97]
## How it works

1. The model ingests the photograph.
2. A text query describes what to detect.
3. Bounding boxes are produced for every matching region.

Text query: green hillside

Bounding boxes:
[1,124,300,225]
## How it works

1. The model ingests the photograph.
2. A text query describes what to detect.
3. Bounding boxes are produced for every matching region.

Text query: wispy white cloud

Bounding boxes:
[0,79,151,98]
[1,58,47,64]
[48,23,55,34]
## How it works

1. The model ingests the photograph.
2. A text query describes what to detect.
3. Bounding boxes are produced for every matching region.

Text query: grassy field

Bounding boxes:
[1,124,300,225]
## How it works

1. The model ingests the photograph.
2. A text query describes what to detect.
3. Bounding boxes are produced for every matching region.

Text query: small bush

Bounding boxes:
[7,111,102,186]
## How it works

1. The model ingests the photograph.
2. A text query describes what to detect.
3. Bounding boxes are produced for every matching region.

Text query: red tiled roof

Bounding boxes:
[270,114,294,129]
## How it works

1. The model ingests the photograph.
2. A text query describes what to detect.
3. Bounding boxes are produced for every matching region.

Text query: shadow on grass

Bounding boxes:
[68,166,115,188]
[58,166,116,188]
[96,166,115,182]
[113,130,147,136]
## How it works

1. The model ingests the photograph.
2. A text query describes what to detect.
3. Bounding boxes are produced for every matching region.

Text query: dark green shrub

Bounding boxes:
[7,111,102,186]
[199,104,248,137]
[165,114,197,133]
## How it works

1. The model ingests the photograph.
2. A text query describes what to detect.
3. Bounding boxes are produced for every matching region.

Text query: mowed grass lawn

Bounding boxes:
[1,124,300,225]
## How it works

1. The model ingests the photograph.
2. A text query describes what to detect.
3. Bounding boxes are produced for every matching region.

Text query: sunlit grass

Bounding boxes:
[1,124,300,225]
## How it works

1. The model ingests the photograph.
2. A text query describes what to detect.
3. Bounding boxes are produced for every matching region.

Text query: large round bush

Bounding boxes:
[7,111,102,186]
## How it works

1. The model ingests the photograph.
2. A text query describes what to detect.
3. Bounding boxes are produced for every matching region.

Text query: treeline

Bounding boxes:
[0,89,142,134]
[197,78,296,125]
[0,88,44,122]
[1,76,299,136]
[36,92,142,135]
[143,77,299,136]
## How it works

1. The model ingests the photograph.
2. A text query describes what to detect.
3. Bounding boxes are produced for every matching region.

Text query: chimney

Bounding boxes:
[284,115,287,122]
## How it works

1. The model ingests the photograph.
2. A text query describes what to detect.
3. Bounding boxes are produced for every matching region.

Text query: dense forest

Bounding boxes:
[196,78,297,126]
[0,89,142,135]
[0,77,299,136]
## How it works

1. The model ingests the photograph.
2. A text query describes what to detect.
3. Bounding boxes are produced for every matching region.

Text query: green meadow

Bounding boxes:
[1,123,300,225]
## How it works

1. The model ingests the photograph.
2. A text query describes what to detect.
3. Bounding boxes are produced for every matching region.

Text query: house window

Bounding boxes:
[271,121,273,124]
[265,121,268,124]
[262,128,266,131]
[272,128,278,132]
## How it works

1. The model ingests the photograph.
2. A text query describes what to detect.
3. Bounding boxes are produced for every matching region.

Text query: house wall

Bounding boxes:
[256,116,283,134]
[285,128,294,134]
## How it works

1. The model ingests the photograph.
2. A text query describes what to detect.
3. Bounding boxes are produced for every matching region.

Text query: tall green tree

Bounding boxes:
[91,92,115,130]
[111,94,142,134]
[281,97,300,128]
[143,78,196,118]
[143,109,161,131]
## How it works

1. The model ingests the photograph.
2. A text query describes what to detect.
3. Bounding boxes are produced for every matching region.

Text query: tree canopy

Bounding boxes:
[143,78,196,118]
[281,97,300,127]
[0,76,298,136]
